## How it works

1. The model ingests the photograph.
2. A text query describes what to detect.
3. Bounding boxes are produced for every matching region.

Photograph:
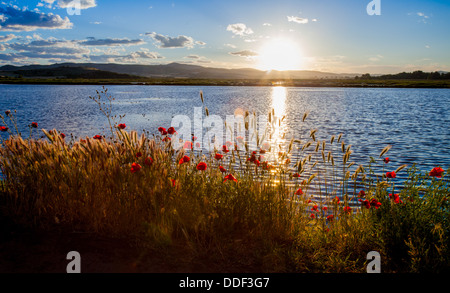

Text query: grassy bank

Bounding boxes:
[0,90,449,273]
[2,77,450,88]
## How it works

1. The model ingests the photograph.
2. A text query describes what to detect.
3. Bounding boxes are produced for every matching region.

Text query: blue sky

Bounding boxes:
[0,0,449,74]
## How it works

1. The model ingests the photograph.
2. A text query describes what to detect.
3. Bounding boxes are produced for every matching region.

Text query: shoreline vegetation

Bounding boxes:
[0,88,449,273]
[1,77,450,88]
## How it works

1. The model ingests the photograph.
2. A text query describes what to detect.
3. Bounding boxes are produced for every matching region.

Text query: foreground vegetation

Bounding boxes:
[0,89,449,273]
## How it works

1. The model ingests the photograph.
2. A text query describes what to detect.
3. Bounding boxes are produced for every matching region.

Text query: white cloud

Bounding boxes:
[369,55,384,62]
[229,50,258,58]
[90,50,164,63]
[183,54,211,64]
[224,43,236,49]
[146,32,200,49]
[410,12,431,24]
[263,23,272,26]
[130,50,163,59]
[287,16,309,24]
[6,38,90,56]
[80,37,146,46]
[185,55,200,59]
[0,34,17,42]
[226,23,254,36]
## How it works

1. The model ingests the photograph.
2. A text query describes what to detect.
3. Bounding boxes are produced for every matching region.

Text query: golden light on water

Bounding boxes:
[268,86,288,164]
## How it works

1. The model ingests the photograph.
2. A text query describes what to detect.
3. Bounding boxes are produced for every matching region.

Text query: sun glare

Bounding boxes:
[257,38,303,71]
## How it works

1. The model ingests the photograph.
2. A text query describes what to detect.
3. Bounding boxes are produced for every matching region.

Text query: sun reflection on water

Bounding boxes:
[268,86,288,164]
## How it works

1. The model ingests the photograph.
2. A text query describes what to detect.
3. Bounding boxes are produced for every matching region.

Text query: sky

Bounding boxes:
[0,0,449,74]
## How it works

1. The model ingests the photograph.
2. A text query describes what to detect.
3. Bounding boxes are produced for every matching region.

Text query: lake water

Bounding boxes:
[1,84,449,197]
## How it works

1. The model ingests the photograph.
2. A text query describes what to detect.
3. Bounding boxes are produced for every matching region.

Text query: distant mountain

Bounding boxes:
[0,62,356,80]
[0,65,141,79]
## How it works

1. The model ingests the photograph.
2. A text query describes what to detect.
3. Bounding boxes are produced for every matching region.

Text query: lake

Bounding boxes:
[1,84,449,190]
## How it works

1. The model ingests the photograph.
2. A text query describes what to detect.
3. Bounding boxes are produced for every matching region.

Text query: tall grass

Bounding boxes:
[0,89,448,273]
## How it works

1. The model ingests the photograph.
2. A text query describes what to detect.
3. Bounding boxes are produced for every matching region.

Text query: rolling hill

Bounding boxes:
[0,62,356,80]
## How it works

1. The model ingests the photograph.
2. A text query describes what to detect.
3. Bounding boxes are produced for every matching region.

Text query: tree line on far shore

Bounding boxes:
[355,70,450,80]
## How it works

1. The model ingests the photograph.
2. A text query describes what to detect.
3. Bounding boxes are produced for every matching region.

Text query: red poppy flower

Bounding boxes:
[179,155,190,165]
[118,124,126,130]
[254,160,260,167]
[311,205,318,212]
[224,174,238,183]
[362,199,371,209]
[334,196,340,204]
[343,206,352,214]
[0,126,8,132]
[386,171,396,178]
[358,190,366,198]
[292,173,300,178]
[219,166,227,173]
[158,127,166,133]
[295,188,303,195]
[144,157,153,167]
[162,136,171,142]
[171,179,176,187]
[310,213,315,219]
[196,162,207,171]
[161,130,168,135]
[136,152,143,158]
[183,141,193,149]
[31,122,38,128]
[383,157,390,163]
[192,136,198,141]
[389,193,402,204]
[130,163,141,173]
[322,206,328,211]
[327,215,334,222]
[429,167,444,178]
[215,153,223,160]
[370,198,382,209]
[222,145,229,153]
[93,135,102,140]
[60,133,66,139]
[167,127,176,135]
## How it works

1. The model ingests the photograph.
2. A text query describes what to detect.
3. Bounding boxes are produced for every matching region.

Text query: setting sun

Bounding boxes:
[257,38,303,71]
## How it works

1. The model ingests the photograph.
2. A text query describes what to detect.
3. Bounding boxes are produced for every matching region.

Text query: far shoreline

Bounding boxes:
[1,78,450,88]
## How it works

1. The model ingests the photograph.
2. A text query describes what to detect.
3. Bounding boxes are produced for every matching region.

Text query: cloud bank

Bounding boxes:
[80,37,146,46]
[0,5,72,31]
